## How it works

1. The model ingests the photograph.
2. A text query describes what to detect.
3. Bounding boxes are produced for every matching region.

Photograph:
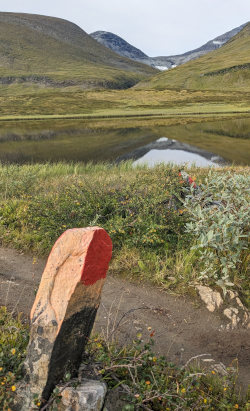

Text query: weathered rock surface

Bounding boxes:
[196,285,223,312]
[16,227,112,410]
[196,285,249,330]
[56,380,107,411]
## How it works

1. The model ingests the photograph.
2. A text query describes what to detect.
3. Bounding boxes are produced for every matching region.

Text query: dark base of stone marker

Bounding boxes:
[41,306,98,402]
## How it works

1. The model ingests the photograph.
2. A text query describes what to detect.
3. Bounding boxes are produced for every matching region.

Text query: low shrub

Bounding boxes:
[183,171,250,294]
[87,334,249,410]
[0,163,188,255]
[0,163,249,299]
[0,308,249,410]
[0,307,29,410]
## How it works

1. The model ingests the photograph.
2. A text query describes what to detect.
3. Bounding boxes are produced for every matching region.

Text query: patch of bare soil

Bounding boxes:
[0,247,249,392]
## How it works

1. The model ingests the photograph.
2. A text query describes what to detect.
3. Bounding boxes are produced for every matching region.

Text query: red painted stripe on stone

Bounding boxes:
[81,228,112,286]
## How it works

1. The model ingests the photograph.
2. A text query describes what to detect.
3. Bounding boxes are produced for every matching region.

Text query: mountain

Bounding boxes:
[0,12,156,89]
[137,23,250,91]
[90,30,163,68]
[153,22,248,68]
[91,23,247,70]
[90,31,148,60]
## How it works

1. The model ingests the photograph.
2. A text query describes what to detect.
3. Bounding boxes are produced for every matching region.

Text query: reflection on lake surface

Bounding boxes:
[134,149,220,167]
[121,137,223,167]
[0,117,249,166]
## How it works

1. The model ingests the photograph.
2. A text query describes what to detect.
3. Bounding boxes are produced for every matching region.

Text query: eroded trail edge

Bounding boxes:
[0,247,249,390]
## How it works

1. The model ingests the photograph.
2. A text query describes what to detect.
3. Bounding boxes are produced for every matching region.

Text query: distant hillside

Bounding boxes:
[0,12,156,89]
[91,23,247,70]
[137,23,250,91]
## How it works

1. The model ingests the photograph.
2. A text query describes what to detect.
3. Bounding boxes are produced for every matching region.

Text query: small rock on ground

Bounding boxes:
[56,380,107,411]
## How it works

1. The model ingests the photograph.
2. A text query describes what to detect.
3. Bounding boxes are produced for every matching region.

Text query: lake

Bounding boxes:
[0,116,249,166]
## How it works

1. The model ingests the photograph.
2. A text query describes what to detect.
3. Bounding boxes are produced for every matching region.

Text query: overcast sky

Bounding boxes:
[1,0,250,56]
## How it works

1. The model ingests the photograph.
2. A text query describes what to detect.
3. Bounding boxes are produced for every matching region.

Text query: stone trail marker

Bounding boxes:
[18,227,112,409]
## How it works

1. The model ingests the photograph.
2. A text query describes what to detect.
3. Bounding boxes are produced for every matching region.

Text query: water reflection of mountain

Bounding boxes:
[117,137,226,166]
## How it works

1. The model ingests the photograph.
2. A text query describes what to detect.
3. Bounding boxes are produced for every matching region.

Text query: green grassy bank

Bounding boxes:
[0,162,249,304]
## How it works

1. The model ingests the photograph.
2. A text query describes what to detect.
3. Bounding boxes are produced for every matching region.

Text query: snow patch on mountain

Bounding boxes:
[155,66,169,71]
[213,40,225,45]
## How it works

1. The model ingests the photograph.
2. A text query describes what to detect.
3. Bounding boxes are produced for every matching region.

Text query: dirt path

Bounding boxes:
[0,247,249,391]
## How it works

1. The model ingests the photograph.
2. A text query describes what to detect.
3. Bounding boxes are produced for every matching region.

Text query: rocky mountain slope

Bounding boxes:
[91,23,247,70]
[154,22,248,69]
[90,31,148,60]
[137,23,250,91]
[0,12,156,89]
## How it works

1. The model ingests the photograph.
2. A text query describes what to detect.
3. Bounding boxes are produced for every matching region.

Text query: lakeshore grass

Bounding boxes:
[0,87,250,118]
[0,162,249,304]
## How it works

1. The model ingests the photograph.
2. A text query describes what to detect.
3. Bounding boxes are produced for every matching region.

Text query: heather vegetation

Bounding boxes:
[0,307,29,410]
[1,308,249,410]
[0,162,249,304]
